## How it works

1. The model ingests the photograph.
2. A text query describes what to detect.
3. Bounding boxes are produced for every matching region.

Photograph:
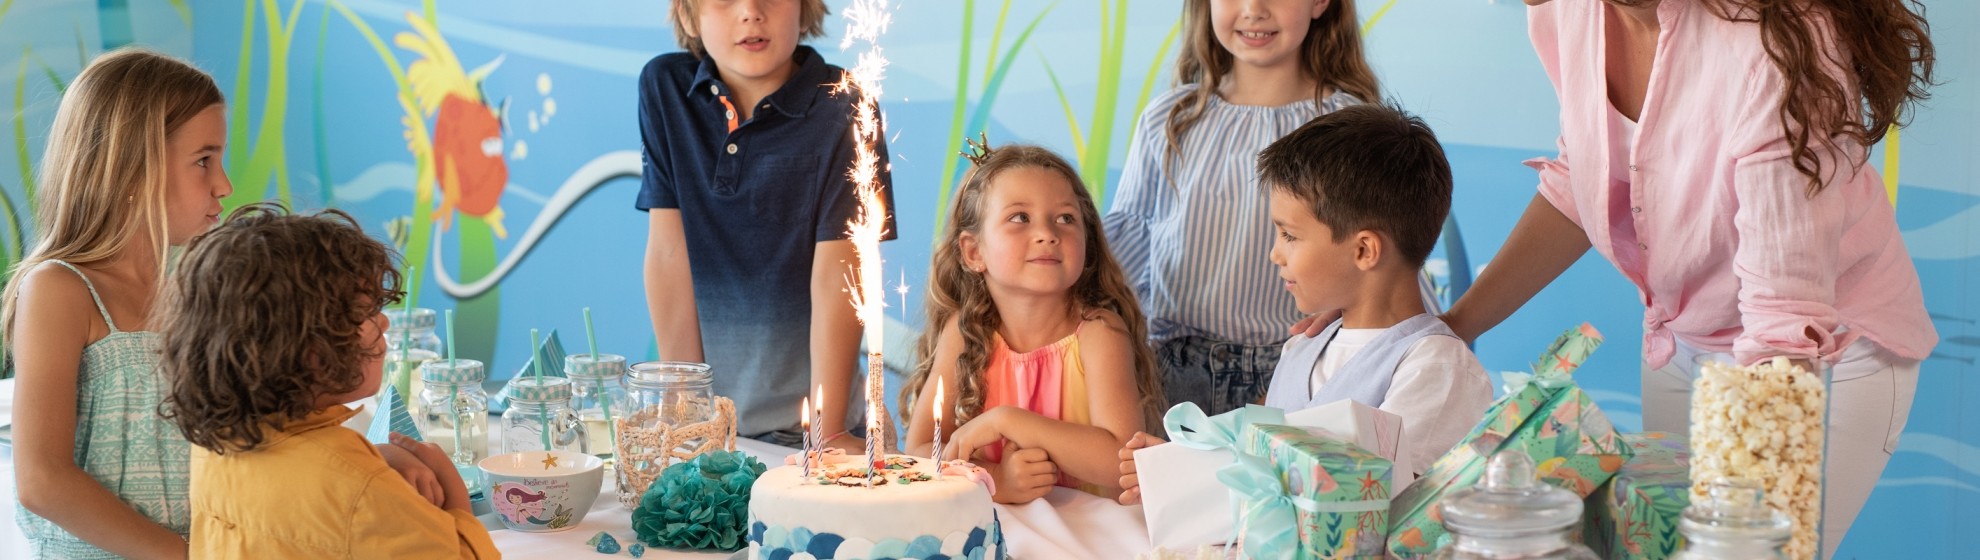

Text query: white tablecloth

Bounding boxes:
[485,437,1156,559]
[1,379,1157,559]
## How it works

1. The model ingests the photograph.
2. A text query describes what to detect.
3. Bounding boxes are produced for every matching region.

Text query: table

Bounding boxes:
[2,379,1159,558]
[483,434,1157,559]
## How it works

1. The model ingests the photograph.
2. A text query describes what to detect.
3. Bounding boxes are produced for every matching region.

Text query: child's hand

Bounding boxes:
[990,442,1057,504]
[942,406,1017,461]
[1115,432,1167,505]
[821,431,869,454]
[376,442,445,507]
[390,432,472,512]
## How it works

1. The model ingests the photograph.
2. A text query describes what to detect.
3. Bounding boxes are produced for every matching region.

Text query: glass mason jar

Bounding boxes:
[413,359,489,470]
[564,353,629,463]
[1672,480,1793,560]
[383,307,443,399]
[615,361,715,507]
[500,376,588,455]
[1431,451,1601,560]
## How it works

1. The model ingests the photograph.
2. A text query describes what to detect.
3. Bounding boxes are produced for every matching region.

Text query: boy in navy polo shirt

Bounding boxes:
[638,0,893,448]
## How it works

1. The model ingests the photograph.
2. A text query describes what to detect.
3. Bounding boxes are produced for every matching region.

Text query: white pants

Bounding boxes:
[1641,337,1918,559]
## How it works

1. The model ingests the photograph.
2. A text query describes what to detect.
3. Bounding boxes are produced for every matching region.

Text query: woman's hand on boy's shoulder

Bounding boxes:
[376,440,444,507]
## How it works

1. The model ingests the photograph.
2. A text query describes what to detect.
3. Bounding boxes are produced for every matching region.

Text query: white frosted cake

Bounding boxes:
[747,455,1003,560]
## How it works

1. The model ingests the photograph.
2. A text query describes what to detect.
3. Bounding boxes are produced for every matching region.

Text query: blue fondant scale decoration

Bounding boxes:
[747,512,1006,560]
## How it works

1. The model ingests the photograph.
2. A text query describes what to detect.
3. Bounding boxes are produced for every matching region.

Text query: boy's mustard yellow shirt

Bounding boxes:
[188,405,501,559]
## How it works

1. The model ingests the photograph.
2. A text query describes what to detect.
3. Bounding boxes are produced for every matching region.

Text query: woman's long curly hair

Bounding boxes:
[1165,0,1380,167]
[1695,0,1935,196]
[159,203,404,454]
[900,145,1163,433]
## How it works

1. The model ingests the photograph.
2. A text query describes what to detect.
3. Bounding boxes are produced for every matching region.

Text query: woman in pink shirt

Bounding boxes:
[1443,0,1937,553]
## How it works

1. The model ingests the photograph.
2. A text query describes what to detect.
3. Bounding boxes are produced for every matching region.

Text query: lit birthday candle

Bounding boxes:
[932,377,944,463]
[800,397,812,479]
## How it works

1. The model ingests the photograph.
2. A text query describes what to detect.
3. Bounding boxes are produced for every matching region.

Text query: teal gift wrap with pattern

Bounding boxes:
[1223,423,1392,559]
[1584,432,1692,559]
[1387,324,1632,558]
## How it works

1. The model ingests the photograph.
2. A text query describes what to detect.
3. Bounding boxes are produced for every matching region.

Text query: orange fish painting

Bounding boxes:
[397,12,511,237]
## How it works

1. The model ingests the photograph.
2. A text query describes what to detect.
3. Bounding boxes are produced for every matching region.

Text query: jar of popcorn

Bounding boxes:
[564,352,629,463]
[500,376,588,456]
[1432,451,1600,560]
[1671,480,1792,560]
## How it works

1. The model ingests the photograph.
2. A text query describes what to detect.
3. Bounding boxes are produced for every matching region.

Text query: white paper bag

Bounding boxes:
[1135,400,1410,550]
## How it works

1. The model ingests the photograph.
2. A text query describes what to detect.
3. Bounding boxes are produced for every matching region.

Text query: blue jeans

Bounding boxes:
[1155,335,1284,417]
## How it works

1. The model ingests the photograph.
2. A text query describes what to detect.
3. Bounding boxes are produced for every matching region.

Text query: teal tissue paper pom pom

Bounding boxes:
[629,450,767,551]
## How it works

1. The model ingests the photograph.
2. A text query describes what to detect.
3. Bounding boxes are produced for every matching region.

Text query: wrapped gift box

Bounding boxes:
[1137,400,1409,550]
[1229,423,1393,559]
[1585,432,1692,560]
[1387,324,1631,558]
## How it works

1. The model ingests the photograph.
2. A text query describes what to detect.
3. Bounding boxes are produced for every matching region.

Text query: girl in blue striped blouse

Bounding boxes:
[1102,0,1388,416]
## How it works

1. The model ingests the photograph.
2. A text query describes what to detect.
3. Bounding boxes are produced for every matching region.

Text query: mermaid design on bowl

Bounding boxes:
[493,482,551,525]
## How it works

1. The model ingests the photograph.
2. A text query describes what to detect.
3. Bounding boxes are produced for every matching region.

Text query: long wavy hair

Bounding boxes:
[1693,0,1935,196]
[1165,0,1380,166]
[0,48,221,350]
[159,203,404,454]
[901,145,1163,432]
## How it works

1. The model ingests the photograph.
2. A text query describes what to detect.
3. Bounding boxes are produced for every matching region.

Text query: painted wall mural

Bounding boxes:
[2,0,1974,554]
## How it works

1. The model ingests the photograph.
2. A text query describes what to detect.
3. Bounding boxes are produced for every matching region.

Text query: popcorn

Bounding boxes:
[1690,357,1826,559]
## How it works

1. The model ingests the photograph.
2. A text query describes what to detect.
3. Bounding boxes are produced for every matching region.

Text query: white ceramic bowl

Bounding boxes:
[479,450,604,532]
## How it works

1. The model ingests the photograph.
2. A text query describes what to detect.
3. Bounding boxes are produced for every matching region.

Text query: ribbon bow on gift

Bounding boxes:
[1217,453,1386,559]
[1164,403,1286,452]
[1500,368,1575,396]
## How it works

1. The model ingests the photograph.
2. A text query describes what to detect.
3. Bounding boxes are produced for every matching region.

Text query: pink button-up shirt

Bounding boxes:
[1526,0,1936,369]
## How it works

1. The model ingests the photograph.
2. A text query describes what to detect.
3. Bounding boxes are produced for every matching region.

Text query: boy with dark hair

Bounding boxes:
[1118,105,1491,502]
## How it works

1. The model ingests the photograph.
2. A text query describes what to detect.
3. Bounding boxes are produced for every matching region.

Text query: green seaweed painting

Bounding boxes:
[932,0,1180,235]
[327,0,506,363]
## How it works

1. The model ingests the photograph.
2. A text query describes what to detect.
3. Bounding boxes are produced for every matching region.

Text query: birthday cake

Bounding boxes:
[747,454,1004,560]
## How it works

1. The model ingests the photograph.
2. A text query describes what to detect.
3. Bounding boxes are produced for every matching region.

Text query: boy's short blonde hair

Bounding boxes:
[670,0,830,59]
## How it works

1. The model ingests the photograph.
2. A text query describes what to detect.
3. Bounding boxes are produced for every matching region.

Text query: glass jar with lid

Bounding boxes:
[1431,450,1601,560]
[500,376,588,456]
[564,352,629,462]
[1671,480,1793,560]
[413,358,489,470]
[382,307,442,399]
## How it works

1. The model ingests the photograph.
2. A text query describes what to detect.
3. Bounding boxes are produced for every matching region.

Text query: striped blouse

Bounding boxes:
[1105,85,1393,346]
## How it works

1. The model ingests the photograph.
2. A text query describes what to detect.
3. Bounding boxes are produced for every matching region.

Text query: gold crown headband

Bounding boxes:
[960,132,993,166]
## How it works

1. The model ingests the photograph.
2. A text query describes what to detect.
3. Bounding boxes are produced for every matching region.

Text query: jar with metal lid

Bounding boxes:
[383,307,442,399]
[413,358,489,469]
[500,376,588,456]
[564,352,629,462]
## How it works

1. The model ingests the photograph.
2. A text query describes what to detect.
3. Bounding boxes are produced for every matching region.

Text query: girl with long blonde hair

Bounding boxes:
[5,48,229,559]
[900,142,1161,504]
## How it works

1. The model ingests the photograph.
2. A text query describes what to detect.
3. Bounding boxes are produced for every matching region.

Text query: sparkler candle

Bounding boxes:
[835,0,894,488]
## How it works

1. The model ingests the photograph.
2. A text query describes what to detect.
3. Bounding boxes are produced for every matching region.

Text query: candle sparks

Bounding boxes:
[838,0,896,487]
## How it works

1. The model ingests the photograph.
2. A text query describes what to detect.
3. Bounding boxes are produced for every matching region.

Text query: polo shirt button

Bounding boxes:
[1631,206,1642,213]
[1629,164,1639,171]
[725,110,735,120]
[709,85,720,96]
[1638,242,1648,250]
[726,143,737,155]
